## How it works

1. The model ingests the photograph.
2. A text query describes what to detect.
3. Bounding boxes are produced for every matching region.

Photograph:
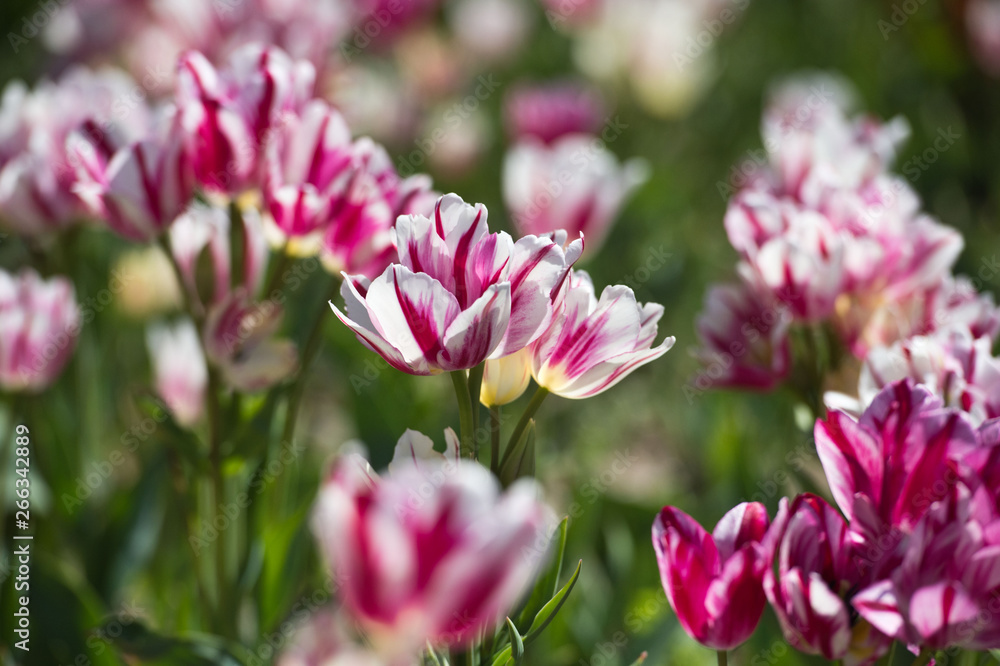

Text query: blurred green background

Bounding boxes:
[2,0,1000,664]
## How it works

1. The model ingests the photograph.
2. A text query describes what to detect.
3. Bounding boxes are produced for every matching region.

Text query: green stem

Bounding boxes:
[451,371,475,458]
[717,651,727,666]
[467,363,484,458]
[489,406,502,476]
[501,386,549,469]
[206,368,232,638]
[261,244,292,300]
[157,236,199,321]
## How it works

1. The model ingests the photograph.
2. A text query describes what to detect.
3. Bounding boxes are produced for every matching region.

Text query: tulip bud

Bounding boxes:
[481,348,532,407]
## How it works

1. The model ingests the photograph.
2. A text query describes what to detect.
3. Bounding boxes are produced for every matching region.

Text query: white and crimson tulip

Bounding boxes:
[0,268,80,393]
[530,270,674,399]
[311,430,552,656]
[332,193,582,375]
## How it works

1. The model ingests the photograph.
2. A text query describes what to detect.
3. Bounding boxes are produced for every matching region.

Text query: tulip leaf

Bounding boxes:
[499,420,536,487]
[489,647,513,666]
[626,652,648,665]
[523,559,582,644]
[515,516,569,629]
[506,617,525,663]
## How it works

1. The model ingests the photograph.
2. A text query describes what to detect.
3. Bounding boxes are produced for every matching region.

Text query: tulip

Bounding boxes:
[145,319,206,427]
[332,193,582,375]
[203,291,297,392]
[480,348,533,407]
[857,326,1000,425]
[278,607,394,666]
[263,99,354,248]
[652,502,770,650]
[503,134,648,256]
[177,45,315,193]
[0,269,80,393]
[763,494,891,663]
[169,200,269,309]
[311,431,552,656]
[529,270,673,399]
[852,483,1000,651]
[70,113,195,242]
[967,0,1000,78]
[320,138,437,280]
[693,281,792,390]
[815,380,978,544]
[503,82,605,144]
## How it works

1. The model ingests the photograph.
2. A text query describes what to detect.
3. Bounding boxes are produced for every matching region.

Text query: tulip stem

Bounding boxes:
[451,371,475,458]
[467,363,484,457]
[501,386,549,470]
[716,651,727,666]
[490,406,502,475]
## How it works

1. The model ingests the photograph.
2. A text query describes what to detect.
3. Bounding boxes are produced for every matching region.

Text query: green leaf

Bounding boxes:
[506,617,524,663]
[626,652,648,666]
[490,647,513,666]
[100,618,244,665]
[523,560,582,644]
[516,516,568,629]
[499,420,535,487]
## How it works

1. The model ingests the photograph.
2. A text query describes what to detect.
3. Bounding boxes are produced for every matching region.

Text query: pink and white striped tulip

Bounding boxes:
[320,138,436,280]
[177,45,315,193]
[203,292,297,392]
[145,319,206,427]
[0,269,80,393]
[763,494,891,663]
[332,194,582,375]
[264,99,354,246]
[311,431,552,655]
[503,82,606,145]
[169,201,269,309]
[852,483,1000,651]
[70,113,195,241]
[278,607,394,666]
[503,134,648,256]
[693,281,792,390]
[529,270,673,399]
[815,380,978,540]
[652,502,770,650]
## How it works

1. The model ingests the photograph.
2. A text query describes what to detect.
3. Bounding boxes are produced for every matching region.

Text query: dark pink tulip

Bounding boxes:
[0,269,80,393]
[177,45,315,193]
[763,494,891,663]
[652,503,770,650]
[853,483,1000,651]
[815,380,978,539]
[312,433,551,656]
[70,113,195,242]
[530,269,673,398]
[504,82,605,145]
[693,281,791,390]
[332,194,582,375]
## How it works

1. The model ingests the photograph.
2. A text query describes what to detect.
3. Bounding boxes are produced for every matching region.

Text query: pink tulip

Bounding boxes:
[503,134,648,256]
[177,44,315,193]
[651,502,770,650]
[332,194,582,375]
[145,319,206,427]
[0,269,80,393]
[0,66,152,236]
[693,281,792,390]
[968,0,1000,78]
[763,494,891,662]
[278,607,393,666]
[169,201,269,310]
[320,138,437,280]
[351,0,441,47]
[70,112,195,241]
[815,380,978,544]
[311,431,552,655]
[858,326,1000,425]
[203,291,297,392]
[504,82,606,144]
[529,270,673,398]
[264,99,354,242]
[852,482,1000,651]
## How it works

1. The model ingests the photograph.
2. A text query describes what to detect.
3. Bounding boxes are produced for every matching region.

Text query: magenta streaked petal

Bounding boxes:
[440,283,511,371]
